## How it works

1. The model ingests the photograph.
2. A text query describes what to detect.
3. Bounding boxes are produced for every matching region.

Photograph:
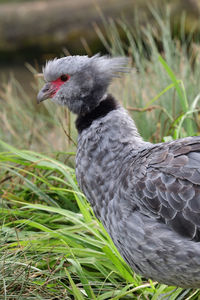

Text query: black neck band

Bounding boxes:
[76,94,118,133]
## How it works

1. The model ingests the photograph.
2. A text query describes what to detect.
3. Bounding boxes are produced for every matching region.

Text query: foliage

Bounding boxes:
[0,71,77,153]
[1,141,200,299]
[1,11,200,152]
[96,9,200,141]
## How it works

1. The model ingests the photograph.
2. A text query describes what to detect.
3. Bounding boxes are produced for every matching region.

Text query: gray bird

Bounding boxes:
[37,54,200,288]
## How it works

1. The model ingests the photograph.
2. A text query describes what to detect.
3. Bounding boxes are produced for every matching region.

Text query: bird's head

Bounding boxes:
[37,54,128,115]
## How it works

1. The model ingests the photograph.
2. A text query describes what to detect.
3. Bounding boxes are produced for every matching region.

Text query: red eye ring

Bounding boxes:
[51,74,70,96]
[60,74,69,82]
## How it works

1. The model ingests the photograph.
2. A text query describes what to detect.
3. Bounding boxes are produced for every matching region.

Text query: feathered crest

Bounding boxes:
[42,54,129,82]
[90,54,130,78]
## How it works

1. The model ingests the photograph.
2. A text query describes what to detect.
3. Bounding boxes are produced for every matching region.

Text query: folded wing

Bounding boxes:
[131,136,200,241]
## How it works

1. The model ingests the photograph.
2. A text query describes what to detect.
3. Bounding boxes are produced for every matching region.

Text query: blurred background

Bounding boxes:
[1,0,200,91]
[1,0,200,152]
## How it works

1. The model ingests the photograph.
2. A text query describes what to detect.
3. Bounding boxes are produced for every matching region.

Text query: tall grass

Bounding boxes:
[0,71,77,153]
[1,9,200,300]
[96,9,200,141]
[0,142,149,299]
[1,11,200,151]
[1,141,199,299]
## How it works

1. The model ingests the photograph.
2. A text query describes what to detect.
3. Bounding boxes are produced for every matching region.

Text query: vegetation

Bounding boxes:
[1,11,200,300]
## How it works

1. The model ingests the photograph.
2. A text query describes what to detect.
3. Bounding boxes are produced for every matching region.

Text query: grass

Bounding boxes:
[0,142,153,299]
[1,142,199,299]
[2,10,200,151]
[1,8,200,300]
[0,71,77,153]
[95,8,200,141]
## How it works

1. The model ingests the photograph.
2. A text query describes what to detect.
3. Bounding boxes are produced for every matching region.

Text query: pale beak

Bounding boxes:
[37,82,53,104]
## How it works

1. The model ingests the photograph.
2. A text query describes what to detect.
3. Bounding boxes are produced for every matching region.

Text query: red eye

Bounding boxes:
[60,74,69,82]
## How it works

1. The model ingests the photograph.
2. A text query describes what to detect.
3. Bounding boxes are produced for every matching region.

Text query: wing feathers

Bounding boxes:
[167,212,196,239]
[131,137,200,241]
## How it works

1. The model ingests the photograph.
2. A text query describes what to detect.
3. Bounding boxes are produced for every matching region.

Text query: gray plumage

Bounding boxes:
[38,54,200,288]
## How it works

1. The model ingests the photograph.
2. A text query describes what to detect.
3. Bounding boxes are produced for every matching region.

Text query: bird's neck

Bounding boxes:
[75,94,119,134]
[75,94,148,220]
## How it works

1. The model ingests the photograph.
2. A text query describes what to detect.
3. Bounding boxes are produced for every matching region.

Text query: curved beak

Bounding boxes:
[37,82,53,104]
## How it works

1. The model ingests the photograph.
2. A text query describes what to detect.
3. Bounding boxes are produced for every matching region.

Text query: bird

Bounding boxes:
[37,54,200,288]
